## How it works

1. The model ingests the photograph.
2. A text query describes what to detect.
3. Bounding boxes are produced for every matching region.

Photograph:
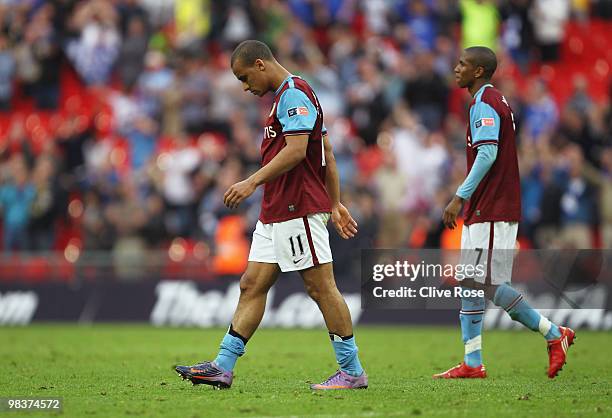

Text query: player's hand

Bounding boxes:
[443,195,464,230]
[331,203,358,239]
[224,178,257,209]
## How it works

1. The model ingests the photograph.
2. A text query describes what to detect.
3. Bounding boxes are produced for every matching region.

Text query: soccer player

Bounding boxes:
[434,46,575,379]
[175,40,367,390]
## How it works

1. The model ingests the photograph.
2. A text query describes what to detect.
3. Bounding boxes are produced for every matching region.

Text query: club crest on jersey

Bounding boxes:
[475,118,495,128]
[288,107,309,117]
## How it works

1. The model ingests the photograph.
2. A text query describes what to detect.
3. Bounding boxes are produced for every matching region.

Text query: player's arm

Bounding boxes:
[443,145,498,229]
[323,133,358,239]
[443,101,500,229]
[223,135,307,209]
[251,134,308,186]
[224,88,315,209]
[456,144,498,201]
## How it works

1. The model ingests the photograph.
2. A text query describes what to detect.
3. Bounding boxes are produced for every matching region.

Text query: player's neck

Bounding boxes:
[468,80,489,97]
[269,63,292,93]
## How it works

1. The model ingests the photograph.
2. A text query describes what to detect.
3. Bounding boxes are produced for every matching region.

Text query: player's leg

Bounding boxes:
[460,289,485,367]
[302,264,353,336]
[459,223,486,369]
[301,262,367,389]
[176,222,280,388]
[434,223,487,379]
[488,282,561,340]
[301,263,360,369]
[214,261,280,371]
[469,222,574,378]
[213,220,281,372]
[175,261,279,388]
[272,213,366,389]
[486,281,575,378]
[485,222,561,341]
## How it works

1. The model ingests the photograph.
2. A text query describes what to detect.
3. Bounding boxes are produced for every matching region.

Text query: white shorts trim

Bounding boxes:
[459,221,518,285]
[248,213,333,272]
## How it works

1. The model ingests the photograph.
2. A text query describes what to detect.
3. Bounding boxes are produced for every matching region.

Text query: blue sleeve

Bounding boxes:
[277,88,317,135]
[456,144,498,200]
[470,101,500,147]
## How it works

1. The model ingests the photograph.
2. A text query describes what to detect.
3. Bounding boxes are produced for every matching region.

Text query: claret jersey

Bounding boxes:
[259,76,331,224]
[464,84,521,225]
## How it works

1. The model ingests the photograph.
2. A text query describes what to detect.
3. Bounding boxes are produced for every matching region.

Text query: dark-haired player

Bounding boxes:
[435,46,575,379]
[176,40,367,390]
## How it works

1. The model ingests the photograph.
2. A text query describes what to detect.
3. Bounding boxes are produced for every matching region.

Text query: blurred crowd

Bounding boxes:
[0,0,611,276]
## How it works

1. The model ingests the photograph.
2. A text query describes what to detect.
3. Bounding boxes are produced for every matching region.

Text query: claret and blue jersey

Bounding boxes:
[259,75,331,224]
[463,84,521,225]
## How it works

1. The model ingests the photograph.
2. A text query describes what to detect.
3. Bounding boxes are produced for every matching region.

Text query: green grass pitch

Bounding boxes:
[0,325,610,417]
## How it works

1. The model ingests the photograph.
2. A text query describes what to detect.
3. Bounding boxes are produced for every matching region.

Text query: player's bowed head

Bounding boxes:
[230,40,288,98]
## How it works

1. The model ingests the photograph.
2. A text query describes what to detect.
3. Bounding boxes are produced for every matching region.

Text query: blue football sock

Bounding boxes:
[492,283,561,340]
[214,325,247,372]
[329,333,364,377]
[460,288,486,367]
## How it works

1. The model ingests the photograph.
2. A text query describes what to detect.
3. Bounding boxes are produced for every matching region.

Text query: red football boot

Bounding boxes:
[433,362,487,379]
[547,326,576,379]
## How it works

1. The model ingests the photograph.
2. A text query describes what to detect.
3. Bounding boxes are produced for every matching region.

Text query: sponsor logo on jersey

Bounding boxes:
[288,107,309,117]
[476,118,495,128]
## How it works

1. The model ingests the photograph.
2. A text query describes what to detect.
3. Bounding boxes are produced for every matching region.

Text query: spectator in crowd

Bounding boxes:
[529,0,571,62]
[117,0,149,36]
[402,50,449,131]
[160,134,201,237]
[177,54,211,135]
[198,156,245,242]
[66,0,121,85]
[346,57,389,146]
[117,15,149,90]
[395,0,438,51]
[125,115,157,172]
[522,78,559,141]
[500,0,534,73]
[17,3,61,109]
[558,144,597,248]
[0,155,35,252]
[106,178,148,278]
[0,33,15,110]
[137,50,174,120]
[598,148,612,247]
[567,74,592,114]
[460,0,500,51]
[82,188,113,251]
[374,143,409,248]
[29,154,61,251]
